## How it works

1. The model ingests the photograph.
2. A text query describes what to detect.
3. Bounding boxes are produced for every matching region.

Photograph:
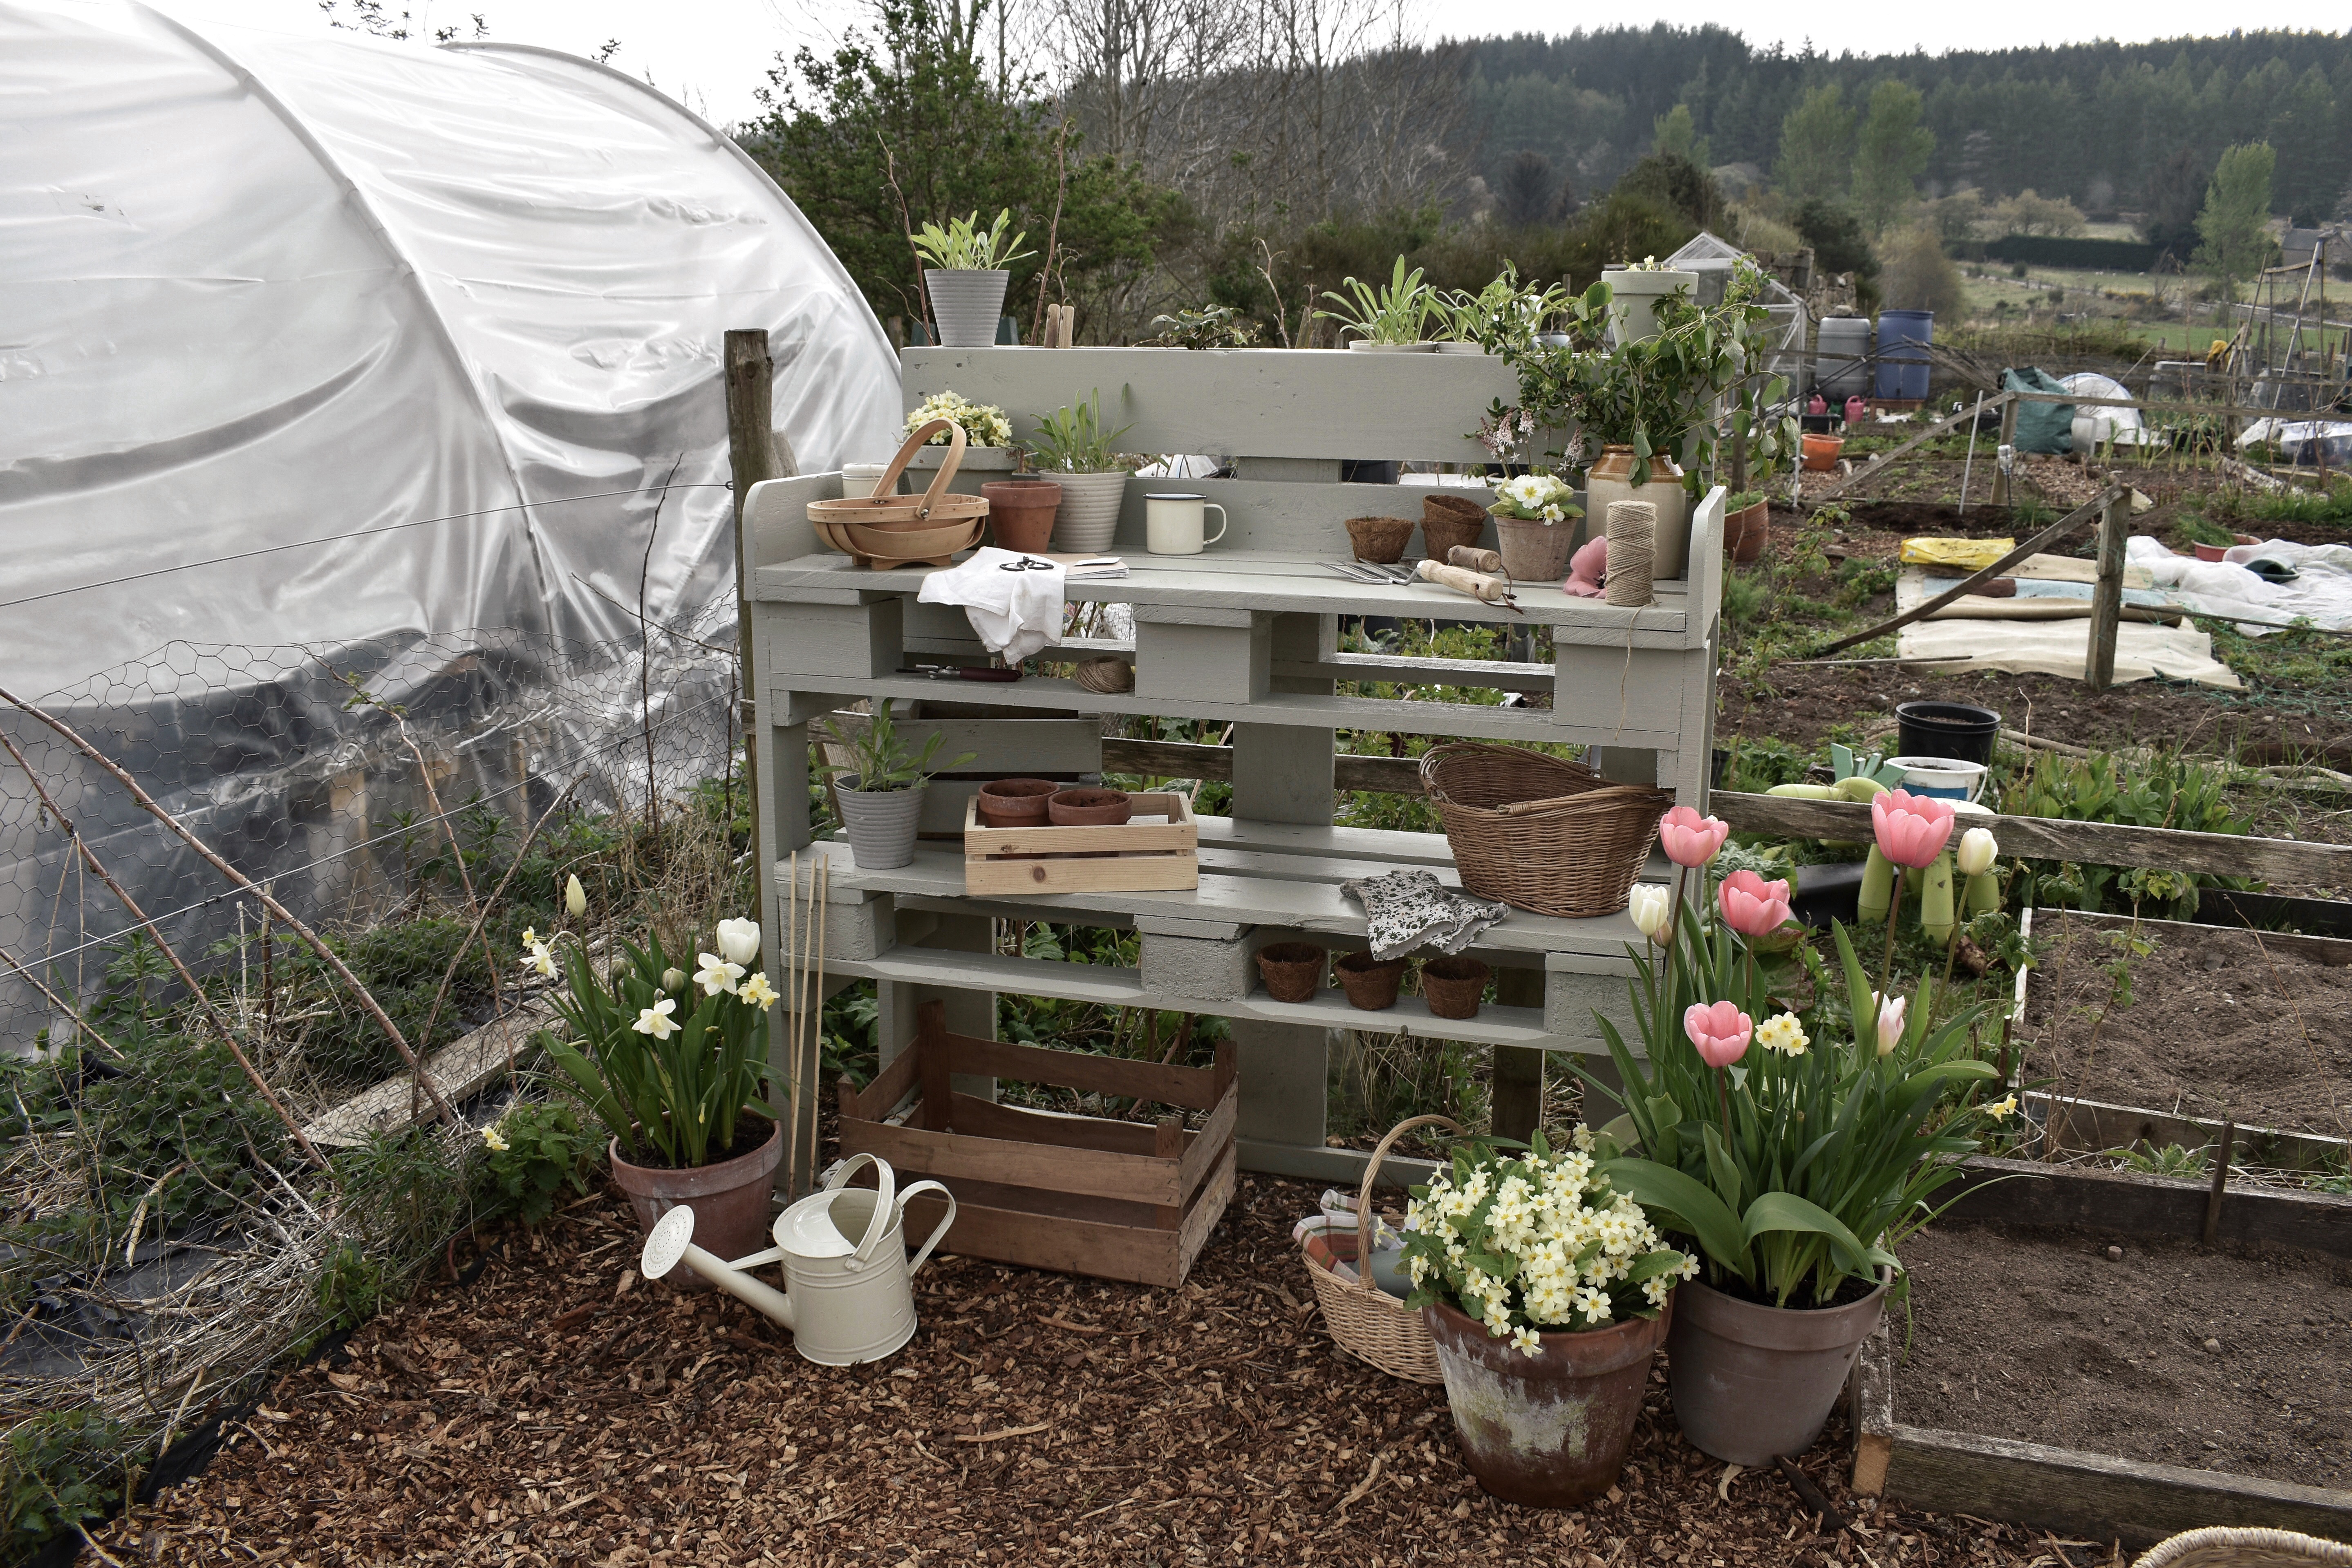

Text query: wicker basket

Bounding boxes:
[2134,1530,2352,1568]
[1300,1114,1460,1383]
[2135,1532,2352,1568]
[1420,743,1673,918]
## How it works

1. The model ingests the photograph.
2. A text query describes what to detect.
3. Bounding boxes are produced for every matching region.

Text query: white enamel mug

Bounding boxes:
[1145,491,1229,555]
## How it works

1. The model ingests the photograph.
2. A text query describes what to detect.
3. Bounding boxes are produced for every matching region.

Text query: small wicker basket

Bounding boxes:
[1420,743,1673,918]
[1300,1114,1460,1384]
[2133,1529,2352,1568]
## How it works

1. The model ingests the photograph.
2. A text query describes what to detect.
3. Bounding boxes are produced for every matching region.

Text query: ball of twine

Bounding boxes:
[1605,501,1657,607]
[1075,657,1135,694]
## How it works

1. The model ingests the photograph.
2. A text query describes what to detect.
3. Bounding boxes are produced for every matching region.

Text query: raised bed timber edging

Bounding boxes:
[1848,1156,2352,1546]
[2016,907,2352,1174]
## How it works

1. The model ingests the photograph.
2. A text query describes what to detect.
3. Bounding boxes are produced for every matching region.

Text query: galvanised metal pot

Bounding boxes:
[1665,1273,1889,1466]
[1423,1296,1669,1508]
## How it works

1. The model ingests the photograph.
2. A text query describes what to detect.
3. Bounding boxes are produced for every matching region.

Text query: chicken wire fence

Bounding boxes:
[0,610,744,1528]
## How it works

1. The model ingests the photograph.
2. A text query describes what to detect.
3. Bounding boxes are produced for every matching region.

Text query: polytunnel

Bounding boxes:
[0,1,901,1045]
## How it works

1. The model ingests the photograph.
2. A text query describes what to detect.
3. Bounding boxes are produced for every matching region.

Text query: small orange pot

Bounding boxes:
[1800,434,1843,472]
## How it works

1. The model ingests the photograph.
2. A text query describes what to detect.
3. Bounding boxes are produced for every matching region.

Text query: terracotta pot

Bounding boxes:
[609,1115,782,1291]
[976,777,1058,828]
[1422,493,1488,559]
[1046,787,1133,826]
[1256,942,1327,1003]
[1801,433,1843,472]
[1425,1296,1670,1508]
[1585,445,1690,580]
[981,479,1062,553]
[1334,951,1404,1011]
[1724,500,1770,564]
[1419,955,1489,1019]
[1665,1274,1889,1465]
[1494,516,1577,582]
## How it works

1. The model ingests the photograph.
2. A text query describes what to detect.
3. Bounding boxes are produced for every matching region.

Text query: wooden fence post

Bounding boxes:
[2087,491,2129,691]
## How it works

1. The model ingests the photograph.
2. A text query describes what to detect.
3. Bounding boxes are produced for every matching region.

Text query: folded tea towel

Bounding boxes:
[1342,868,1511,962]
[916,546,1064,661]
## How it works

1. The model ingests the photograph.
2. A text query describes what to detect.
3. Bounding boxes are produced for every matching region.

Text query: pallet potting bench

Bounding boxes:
[742,347,1726,1198]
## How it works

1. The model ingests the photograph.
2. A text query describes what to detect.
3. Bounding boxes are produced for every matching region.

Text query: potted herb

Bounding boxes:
[821,698,974,870]
[911,209,1033,349]
[536,915,781,1271]
[1402,1128,1696,1508]
[1315,255,1436,351]
[1581,865,2011,1467]
[1438,264,1566,356]
[1146,304,1259,349]
[1024,388,1136,552]
[1486,471,1584,582]
[903,389,1015,474]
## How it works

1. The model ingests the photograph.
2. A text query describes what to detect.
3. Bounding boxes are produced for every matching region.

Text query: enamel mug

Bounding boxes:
[1145,491,1229,555]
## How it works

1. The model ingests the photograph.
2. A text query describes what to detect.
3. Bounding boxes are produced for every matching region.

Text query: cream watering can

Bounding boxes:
[638,1153,954,1366]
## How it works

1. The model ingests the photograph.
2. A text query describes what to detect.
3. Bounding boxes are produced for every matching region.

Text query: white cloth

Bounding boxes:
[916,546,1066,662]
[2127,536,2352,635]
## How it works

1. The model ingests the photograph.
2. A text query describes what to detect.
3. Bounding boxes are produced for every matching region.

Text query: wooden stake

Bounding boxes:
[2087,492,2129,692]
[2202,1118,2237,1246]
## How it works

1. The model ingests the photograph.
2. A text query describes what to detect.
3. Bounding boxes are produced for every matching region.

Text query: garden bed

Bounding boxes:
[1851,1157,2352,1547]
[2021,908,2352,1156]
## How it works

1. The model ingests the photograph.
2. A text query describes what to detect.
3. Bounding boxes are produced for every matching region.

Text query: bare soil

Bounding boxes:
[99,1175,2109,1568]
[2023,912,2352,1138]
[1897,1216,2352,1489]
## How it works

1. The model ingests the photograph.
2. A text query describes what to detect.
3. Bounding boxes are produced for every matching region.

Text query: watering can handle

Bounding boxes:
[894,1180,958,1277]
[826,1152,898,1268]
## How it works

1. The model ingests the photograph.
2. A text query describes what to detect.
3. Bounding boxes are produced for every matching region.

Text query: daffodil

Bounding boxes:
[1985,1093,2018,1120]
[482,1125,509,1152]
[694,952,745,997]
[632,996,678,1039]
[661,967,687,992]
[740,973,780,1011]
[520,939,556,980]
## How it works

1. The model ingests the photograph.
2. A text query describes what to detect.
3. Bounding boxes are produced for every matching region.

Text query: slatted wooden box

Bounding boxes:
[961,790,1199,895]
[835,1000,1237,1288]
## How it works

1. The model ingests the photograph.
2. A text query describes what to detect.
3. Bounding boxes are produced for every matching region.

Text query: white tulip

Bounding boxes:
[564,875,587,917]
[1626,884,1671,942]
[1956,827,1998,878]
[715,917,762,966]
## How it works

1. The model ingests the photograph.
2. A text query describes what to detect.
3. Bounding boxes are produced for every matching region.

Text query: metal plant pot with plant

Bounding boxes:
[1577,805,2018,1467]
[1024,388,1136,552]
[912,209,1033,348]
[533,914,782,1276]
[1316,255,1438,351]
[822,698,974,870]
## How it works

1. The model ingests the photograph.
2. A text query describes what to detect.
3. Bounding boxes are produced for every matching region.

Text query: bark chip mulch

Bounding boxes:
[101,1177,2133,1566]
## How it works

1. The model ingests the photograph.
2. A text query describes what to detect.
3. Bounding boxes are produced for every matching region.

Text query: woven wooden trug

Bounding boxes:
[1300,1113,1460,1385]
[1420,743,1672,918]
[2132,1529,2352,1568]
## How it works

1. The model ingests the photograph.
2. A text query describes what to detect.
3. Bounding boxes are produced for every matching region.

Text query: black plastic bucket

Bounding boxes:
[1895,701,2000,767]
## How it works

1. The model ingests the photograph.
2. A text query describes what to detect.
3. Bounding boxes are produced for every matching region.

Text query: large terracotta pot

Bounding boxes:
[981,479,1062,553]
[1584,446,1690,581]
[1724,500,1770,564]
[609,1114,782,1291]
[1424,1296,1670,1508]
[1666,1273,1889,1465]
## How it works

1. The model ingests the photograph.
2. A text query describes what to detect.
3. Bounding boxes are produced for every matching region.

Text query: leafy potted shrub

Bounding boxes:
[821,698,973,870]
[1401,1128,1697,1507]
[1722,377,1801,564]
[1486,471,1584,582]
[1316,256,1437,351]
[1024,388,1136,552]
[911,209,1032,348]
[1581,829,2013,1466]
[903,389,1015,474]
[537,916,782,1271]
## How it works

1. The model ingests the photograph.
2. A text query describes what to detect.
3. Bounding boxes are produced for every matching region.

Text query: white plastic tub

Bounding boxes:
[1886,755,1988,802]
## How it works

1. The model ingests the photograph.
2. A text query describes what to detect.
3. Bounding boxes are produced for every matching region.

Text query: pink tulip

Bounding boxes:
[1684,1000,1753,1068]
[1658,805,1731,869]
[1718,868,1794,939]
[1869,992,1908,1056]
[1870,789,1957,870]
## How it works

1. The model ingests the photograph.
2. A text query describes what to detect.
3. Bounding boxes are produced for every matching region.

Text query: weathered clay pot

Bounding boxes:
[1419,955,1490,1019]
[1724,500,1770,564]
[1666,1273,1889,1465]
[1335,950,1404,1011]
[1494,516,1576,582]
[1256,942,1326,1003]
[975,776,1057,828]
[1425,1295,1670,1508]
[981,479,1062,554]
[609,1116,781,1291]
[1046,787,1133,826]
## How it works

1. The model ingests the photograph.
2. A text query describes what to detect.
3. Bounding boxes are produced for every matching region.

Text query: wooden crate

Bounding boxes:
[835,999,1237,1288]
[961,789,1198,895]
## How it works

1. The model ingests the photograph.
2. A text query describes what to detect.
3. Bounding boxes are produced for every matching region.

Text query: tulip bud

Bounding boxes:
[715,917,762,967]
[1627,884,1671,942]
[565,874,587,917]
[1956,827,1998,878]
[1870,992,1908,1056]
[662,967,687,993]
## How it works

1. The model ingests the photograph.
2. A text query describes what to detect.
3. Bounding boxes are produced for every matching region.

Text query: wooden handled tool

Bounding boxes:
[1445,545,1505,576]
[1415,558,1521,610]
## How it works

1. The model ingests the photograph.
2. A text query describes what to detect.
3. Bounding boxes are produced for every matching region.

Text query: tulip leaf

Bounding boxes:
[1598,1158,1752,1284]
[1740,1192,1871,1279]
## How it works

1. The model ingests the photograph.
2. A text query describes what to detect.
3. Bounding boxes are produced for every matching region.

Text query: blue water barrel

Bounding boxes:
[1876,311,1933,400]
[1816,316,1872,399]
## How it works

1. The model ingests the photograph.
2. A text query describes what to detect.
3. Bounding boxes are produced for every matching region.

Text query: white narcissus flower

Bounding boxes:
[1627,884,1671,942]
[565,875,587,917]
[1957,827,1999,877]
[740,973,780,1011]
[1984,1093,2019,1120]
[521,940,556,980]
[715,917,762,966]
[632,997,678,1039]
[694,952,746,996]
